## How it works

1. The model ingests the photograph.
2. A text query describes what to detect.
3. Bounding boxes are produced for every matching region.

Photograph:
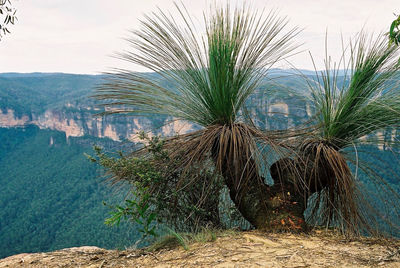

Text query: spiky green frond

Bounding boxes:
[297,33,400,236]
[306,33,400,148]
[95,3,299,126]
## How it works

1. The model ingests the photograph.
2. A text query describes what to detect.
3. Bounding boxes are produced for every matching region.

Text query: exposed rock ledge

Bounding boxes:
[1,231,399,268]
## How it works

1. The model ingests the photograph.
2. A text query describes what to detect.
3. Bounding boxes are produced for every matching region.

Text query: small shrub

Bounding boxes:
[88,132,224,243]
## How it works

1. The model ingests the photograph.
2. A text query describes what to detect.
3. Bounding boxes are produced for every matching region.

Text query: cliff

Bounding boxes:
[0,107,195,142]
[1,72,395,145]
[0,72,314,142]
[1,231,399,268]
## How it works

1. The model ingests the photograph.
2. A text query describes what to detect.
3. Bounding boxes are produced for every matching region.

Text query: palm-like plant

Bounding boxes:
[96,4,303,229]
[295,33,400,235]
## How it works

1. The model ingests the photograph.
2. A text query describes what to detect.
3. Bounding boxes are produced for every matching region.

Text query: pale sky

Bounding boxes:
[0,0,398,74]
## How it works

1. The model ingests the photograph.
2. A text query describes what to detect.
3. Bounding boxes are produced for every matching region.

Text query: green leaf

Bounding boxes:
[146,213,156,225]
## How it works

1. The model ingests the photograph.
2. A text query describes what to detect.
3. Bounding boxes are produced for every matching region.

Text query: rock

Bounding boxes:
[1,231,399,268]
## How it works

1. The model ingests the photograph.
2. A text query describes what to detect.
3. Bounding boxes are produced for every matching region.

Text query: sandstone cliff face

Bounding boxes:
[0,107,198,142]
[0,86,304,141]
[1,92,397,145]
[0,109,29,127]
[0,72,316,141]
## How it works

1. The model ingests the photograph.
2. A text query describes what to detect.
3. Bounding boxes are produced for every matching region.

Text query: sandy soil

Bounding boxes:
[1,231,399,268]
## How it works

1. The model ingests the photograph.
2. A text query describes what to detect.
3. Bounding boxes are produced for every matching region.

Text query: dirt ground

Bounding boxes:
[1,230,400,268]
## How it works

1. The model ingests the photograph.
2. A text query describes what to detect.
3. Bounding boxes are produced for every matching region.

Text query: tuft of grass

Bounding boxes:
[147,234,188,252]
[190,227,218,243]
[147,228,237,252]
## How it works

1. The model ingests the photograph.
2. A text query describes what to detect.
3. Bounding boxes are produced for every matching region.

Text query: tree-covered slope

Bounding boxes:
[0,73,101,117]
[0,125,139,258]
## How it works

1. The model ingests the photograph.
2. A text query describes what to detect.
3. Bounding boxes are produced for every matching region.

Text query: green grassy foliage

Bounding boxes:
[89,133,223,236]
[147,228,234,252]
[96,4,299,127]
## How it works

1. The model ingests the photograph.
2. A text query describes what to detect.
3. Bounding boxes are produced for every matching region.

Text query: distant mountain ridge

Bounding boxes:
[0,71,313,142]
[1,71,397,146]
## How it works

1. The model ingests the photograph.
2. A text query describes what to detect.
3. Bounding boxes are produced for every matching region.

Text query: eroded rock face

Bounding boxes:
[0,109,29,127]
[32,110,84,139]
[0,108,197,142]
[1,94,397,146]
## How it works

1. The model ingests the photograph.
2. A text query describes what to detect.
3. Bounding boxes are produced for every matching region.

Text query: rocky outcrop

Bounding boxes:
[1,231,399,267]
[0,92,397,145]
[0,109,29,127]
[32,110,84,139]
[0,108,197,142]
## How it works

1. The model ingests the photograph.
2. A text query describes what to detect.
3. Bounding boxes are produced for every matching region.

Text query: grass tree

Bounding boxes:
[272,33,400,236]
[95,3,306,230]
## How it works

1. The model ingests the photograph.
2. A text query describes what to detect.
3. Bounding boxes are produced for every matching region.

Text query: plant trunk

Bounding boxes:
[212,141,306,231]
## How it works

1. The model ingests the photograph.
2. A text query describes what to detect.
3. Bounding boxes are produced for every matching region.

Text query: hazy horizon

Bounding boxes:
[0,0,398,74]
